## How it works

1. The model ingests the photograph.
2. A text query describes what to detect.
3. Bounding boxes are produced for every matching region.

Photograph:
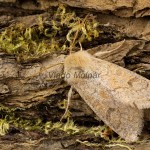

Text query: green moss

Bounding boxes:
[0,108,133,149]
[0,119,9,136]
[0,4,100,62]
[0,104,111,139]
[0,24,60,62]
[0,104,131,150]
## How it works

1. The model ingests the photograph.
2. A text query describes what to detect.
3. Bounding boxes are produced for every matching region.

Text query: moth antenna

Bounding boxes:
[60,86,73,121]
[26,62,64,80]
[111,39,125,51]
[79,42,83,51]
[69,14,89,54]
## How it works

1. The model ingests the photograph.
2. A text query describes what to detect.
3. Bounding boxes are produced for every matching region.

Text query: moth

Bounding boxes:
[64,50,150,142]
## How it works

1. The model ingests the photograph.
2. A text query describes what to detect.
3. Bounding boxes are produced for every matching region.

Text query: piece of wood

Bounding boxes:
[60,0,150,17]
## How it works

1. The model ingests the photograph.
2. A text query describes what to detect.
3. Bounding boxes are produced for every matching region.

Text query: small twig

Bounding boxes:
[76,140,133,150]
[105,144,133,150]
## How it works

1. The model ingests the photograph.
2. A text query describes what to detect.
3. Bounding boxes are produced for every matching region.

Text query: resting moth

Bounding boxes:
[64,50,150,142]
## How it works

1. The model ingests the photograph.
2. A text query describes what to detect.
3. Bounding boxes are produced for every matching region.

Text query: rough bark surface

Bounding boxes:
[0,0,150,149]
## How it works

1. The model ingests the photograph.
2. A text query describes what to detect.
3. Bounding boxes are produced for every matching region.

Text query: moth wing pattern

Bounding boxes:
[64,51,150,142]
[92,57,150,110]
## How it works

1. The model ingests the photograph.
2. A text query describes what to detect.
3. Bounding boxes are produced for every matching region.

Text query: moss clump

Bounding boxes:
[54,5,99,47]
[0,24,61,62]
[0,104,133,150]
[0,104,113,140]
[0,4,100,62]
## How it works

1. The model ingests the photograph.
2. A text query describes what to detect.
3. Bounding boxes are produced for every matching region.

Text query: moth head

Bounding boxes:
[64,51,92,73]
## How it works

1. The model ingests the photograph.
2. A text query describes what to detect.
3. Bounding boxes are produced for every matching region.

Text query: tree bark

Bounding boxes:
[0,0,150,149]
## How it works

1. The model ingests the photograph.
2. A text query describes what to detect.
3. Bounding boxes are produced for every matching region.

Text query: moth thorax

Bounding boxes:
[64,51,92,72]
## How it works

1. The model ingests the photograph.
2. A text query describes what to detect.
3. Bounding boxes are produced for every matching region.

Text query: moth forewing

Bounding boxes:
[91,56,150,110]
[64,51,150,142]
